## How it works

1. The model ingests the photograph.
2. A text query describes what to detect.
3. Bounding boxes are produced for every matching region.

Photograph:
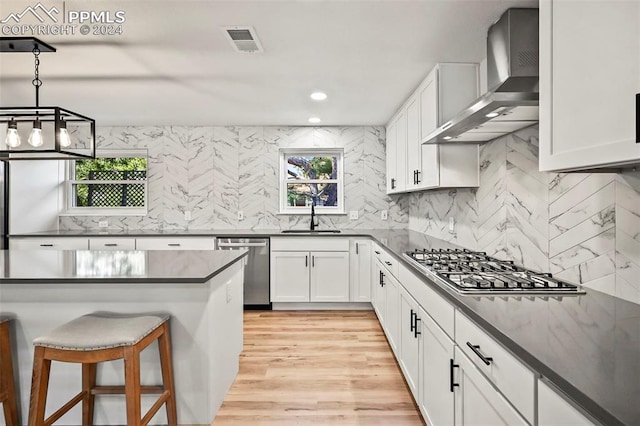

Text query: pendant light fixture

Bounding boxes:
[0,37,96,160]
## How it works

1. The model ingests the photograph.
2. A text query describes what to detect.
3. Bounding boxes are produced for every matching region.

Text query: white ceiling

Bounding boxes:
[0,0,537,126]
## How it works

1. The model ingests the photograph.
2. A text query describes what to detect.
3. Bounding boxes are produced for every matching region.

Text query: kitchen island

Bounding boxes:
[0,249,248,425]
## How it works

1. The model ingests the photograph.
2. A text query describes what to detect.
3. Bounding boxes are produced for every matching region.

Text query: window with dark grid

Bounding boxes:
[70,157,148,209]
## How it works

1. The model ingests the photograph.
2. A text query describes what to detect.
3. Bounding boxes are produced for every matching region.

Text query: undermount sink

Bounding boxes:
[281,229,341,234]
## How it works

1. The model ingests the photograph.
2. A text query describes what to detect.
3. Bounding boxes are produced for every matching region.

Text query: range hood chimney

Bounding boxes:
[423,8,539,145]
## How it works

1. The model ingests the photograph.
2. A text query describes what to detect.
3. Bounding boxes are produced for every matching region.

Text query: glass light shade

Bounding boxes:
[5,120,21,147]
[59,127,71,147]
[28,119,43,147]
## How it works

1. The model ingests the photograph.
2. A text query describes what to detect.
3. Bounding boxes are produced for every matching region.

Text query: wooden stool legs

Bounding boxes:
[28,321,177,426]
[0,320,20,426]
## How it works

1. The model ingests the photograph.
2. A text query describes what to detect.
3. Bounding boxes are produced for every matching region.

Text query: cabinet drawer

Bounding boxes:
[455,311,535,423]
[89,238,136,251]
[271,237,349,252]
[135,237,215,250]
[372,243,399,278]
[399,264,455,338]
[10,238,89,250]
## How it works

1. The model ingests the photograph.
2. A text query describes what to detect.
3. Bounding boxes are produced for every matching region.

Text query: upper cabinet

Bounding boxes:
[387,63,480,194]
[539,0,640,171]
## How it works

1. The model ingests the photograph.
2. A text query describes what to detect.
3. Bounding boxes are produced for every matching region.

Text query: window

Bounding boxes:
[64,150,148,216]
[279,148,344,214]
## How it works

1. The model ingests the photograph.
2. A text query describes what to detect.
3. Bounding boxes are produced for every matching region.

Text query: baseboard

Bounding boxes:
[272,302,373,310]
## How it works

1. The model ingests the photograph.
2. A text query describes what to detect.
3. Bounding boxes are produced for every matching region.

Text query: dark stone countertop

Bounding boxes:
[8,228,640,424]
[0,249,247,284]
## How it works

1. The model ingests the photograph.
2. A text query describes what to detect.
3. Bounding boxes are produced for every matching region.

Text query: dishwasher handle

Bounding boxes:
[217,241,268,248]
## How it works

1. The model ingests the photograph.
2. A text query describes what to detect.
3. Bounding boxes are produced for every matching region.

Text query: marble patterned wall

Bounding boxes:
[59,126,408,231]
[408,125,640,304]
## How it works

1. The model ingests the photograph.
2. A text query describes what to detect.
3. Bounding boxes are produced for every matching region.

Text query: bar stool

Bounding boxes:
[28,312,177,426]
[0,316,19,426]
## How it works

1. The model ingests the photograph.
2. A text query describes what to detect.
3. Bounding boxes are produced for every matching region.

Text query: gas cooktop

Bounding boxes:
[404,248,585,296]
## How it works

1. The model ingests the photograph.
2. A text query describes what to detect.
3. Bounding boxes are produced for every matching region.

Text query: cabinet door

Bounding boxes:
[538,379,596,426]
[310,251,350,302]
[420,68,439,139]
[394,109,408,192]
[540,0,640,171]
[384,272,400,356]
[420,308,454,426]
[270,251,310,302]
[135,237,215,250]
[406,94,421,190]
[350,239,371,302]
[372,260,387,325]
[386,119,398,193]
[454,347,528,426]
[399,289,420,398]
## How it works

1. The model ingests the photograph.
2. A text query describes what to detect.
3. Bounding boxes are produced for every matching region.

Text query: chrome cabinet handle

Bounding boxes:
[466,342,493,365]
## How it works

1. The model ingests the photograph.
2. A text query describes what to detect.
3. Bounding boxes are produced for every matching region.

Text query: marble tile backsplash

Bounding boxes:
[407,125,640,304]
[59,126,408,231]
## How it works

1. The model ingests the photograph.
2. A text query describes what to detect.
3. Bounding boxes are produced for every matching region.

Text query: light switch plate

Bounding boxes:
[349,211,359,220]
[381,210,388,220]
[98,221,108,228]
[449,217,455,233]
[237,211,244,221]
[184,211,192,221]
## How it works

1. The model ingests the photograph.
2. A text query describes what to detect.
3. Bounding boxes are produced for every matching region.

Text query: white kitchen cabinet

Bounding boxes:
[399,287,421,399]
[88,237,136,251]
[538,379,596,426]
[454,346,528,426]
[9,237,89,250]
[270,238,350,303]
[539,0,640,171]
[349,239,371,302]
[271,251,311,302]
[309,251,350,302]
[372,260,387,324]
[388,63,480,194]
[386,111,407,193]
[135,237,216,250]
[384,270,400,355]
[420,306,455,426]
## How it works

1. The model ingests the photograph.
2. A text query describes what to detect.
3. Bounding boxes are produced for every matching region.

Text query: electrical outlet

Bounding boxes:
[184,211,191,221]
[237,211,244,221]
[349,211,359,220]
[449,217,455,233]
[381,210,388,220]
[98,221,108,228]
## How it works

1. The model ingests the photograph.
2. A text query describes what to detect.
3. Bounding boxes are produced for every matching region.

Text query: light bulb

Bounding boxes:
[28,119,43,147]
[58,118,72,147]
[5,119,21,148]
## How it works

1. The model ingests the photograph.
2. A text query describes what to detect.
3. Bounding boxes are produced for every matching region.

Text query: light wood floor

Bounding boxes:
[213,310,425,426]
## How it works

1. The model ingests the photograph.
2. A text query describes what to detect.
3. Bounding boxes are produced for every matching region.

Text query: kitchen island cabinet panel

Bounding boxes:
[0,250,246,425]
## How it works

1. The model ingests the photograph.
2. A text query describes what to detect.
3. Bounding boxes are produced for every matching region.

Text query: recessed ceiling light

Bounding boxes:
[310,92,327,101]
[443,136,452,140]
[485,112,500,118]
[308,117,321,124]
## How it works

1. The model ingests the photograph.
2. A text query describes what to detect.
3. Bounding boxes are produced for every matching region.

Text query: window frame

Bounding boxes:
[62,149,149,217]
[279,148,345,215]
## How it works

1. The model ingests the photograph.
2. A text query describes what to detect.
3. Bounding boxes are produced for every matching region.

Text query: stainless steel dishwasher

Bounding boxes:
[215,237,271,310]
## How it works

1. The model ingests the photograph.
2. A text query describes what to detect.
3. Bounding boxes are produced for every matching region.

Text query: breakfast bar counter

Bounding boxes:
[0,249,248,425]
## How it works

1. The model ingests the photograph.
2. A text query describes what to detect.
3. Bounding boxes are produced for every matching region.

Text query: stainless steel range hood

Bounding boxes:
[423,8,539,145]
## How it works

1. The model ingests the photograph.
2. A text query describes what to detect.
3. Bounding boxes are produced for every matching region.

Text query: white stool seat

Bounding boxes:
[33,311,170,351]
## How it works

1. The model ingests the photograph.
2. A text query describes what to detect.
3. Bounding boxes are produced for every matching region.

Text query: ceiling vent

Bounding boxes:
[222,26,263,53]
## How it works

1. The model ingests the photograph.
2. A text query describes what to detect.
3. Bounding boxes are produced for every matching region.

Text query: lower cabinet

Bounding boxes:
[419,307,454,426]
[88,237,136,250]
[453,346,528,426]
[135,237,216,250]
[349,239,371,302]
[270,249,350,302]
[9,237,89,250]
[399,287,421,398]
[372,260,387,324]
[538,379,596,426]
[384,271,400,355]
